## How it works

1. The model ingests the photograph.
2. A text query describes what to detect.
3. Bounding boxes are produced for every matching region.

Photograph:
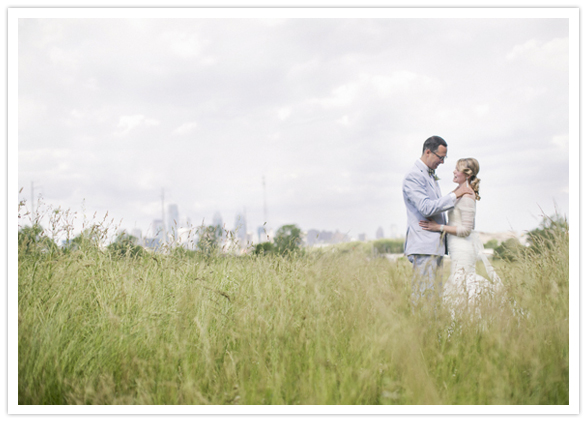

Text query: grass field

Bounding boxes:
[18,217,569,405]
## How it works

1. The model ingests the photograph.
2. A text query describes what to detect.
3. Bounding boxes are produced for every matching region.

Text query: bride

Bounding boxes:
[419,158,501,306]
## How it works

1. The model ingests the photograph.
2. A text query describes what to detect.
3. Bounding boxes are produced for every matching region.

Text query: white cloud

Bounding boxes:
[115,115,160,136]
[201,57,217,66]
[313,82,360,108]
[48,46,78,70]
[259,19,287,27]
[371,72,423,95]
[311,71,442,109]
[474,104,490,116]
[160,30,204,59]
[19,148,72,172]
[516,86,549,102]
[35,19,65,48]
[84,77,99,90]
[277,107,291,121]
[70,109,84,119]
[507,39,536,60]
[336,115,351,126]
[507,37,569,70]
[172,122,198,135]
[552,134,569,149]
[19,97,47,125]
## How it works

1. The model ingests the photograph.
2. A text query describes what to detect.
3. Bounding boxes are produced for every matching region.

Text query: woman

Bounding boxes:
[419,158,501,305]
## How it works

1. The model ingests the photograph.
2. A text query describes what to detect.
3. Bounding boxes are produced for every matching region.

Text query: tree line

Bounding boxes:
[18,214,567,261]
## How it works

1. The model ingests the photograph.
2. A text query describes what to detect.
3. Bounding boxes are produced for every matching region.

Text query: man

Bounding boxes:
[402,135,473,304]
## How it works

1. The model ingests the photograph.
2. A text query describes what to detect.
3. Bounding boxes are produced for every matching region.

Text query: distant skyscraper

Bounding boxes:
[257,225,268,243]
[167,204,179,238]
[358,233,367,242]
[213,211,223,229]
[234,212,247,243]
[153,219,165,241]
[209,211,226,243]
[376,227,384,239]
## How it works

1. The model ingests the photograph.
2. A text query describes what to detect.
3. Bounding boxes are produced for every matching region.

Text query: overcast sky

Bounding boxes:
[16,10,572,240]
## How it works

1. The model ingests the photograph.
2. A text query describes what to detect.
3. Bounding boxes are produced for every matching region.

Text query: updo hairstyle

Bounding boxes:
[456,158,481,201]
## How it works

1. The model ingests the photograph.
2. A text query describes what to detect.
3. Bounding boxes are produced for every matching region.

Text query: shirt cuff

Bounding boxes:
[449,192,457,202]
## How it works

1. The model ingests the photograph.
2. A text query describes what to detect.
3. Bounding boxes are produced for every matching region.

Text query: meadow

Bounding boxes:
[18,212,569,405]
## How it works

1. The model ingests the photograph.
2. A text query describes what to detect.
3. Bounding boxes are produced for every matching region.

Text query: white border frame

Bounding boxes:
[7,6,579,416]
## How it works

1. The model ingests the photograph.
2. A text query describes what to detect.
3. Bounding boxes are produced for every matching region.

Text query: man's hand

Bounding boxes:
[453,184,474,198]
[419,219,441,232]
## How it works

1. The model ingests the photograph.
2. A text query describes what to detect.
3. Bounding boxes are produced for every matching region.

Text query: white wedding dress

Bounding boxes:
[444,195,502,306]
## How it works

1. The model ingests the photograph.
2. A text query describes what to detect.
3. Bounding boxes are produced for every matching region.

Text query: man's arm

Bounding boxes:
[419,195,476,237]
[403,173,455,218]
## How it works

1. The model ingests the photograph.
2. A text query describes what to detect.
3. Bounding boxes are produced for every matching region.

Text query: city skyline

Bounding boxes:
[134,200,398,245]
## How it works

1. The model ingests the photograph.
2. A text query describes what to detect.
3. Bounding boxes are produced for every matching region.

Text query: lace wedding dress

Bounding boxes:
[444,196,502,305]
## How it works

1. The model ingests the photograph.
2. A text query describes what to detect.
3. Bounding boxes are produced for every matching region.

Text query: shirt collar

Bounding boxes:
[416,159,433,173]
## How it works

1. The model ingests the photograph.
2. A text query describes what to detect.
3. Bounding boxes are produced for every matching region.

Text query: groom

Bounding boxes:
[402,135,473,304]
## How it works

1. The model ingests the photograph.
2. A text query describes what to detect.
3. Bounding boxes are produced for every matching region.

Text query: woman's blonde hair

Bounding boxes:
[457,158,481,200]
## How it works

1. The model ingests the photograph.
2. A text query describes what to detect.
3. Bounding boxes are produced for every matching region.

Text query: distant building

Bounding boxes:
[167,204,179,239]
[213,211,223,229]
[331,230,350,244]
[320,231,333,243]
[376,227,384,239]
[358,233,367,242]
[258,225,270,243]
[306,229,320,246]
[234,212,247,244]
[144,237,161,250]
[305,229,350,246]
[210,211,228,243]
[152,219,165,242]
[177,226,197,249]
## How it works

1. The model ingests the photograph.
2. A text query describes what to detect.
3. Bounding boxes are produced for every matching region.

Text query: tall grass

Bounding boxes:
[18,213,568,405]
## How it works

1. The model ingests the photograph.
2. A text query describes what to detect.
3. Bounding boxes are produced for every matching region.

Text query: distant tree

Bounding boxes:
[526,214,568,254]
[62,228,102,252]
[107,232,144,258]
[483,239,499,250]
[273,224,302,255]
[18,224,57,255]
[373,238,404,254]
[214,223,224,242]
[197,225,221,255]
[172,246,196,259]
[493,238,524,262]
[253,242,275,256]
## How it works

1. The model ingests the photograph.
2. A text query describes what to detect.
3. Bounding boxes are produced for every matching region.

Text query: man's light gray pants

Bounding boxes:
[408,254,444,304]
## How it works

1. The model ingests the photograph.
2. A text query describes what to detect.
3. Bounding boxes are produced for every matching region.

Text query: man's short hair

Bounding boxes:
[422,135,447,154]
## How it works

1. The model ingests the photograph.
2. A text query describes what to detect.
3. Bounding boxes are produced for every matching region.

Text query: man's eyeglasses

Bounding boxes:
[432,151,447,162]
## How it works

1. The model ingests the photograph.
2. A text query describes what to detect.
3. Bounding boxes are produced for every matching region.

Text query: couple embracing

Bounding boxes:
[402,135,501,308]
